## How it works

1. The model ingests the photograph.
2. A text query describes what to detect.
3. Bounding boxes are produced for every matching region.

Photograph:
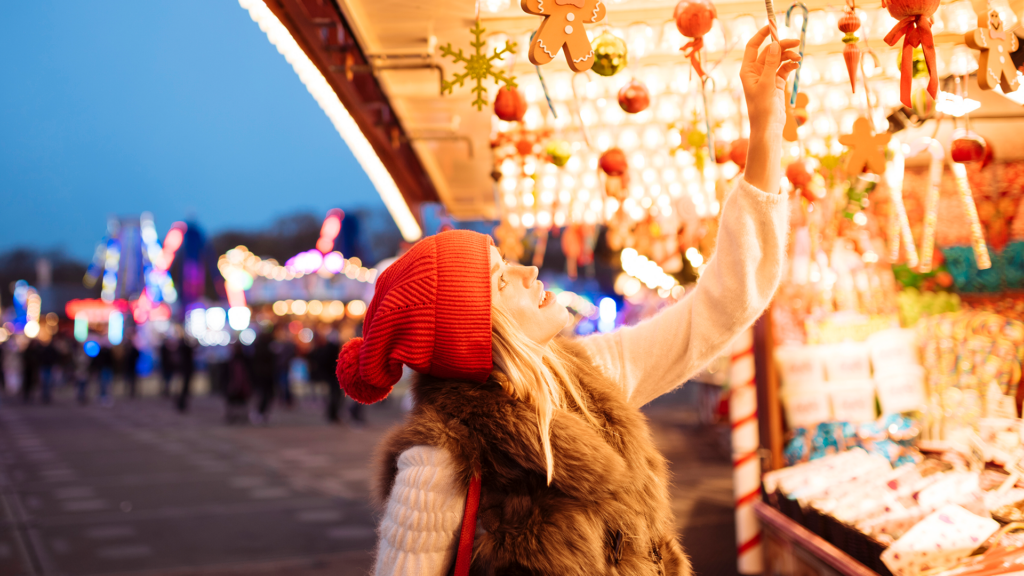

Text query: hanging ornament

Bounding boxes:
[908,137,943,272]
[950,161,992,270]
[839,4,861,93]
[674,0,718,79]
[714,141,730,164]
[786,159,814,203]
[591,32,628,77]
[950,129,987,164]
[521,0,606,72]
[838,117,890,175]
[729,138,749,169]
[884,139,919,268]
[494,85,528,121]
[599,148,628,176]
[440,21,518,111]
[881,0,939,109]
[618,78,651,114]
[546,140,573,167]
[964,10,1021,93]
[783,92,809,142]
[785,3,809,106]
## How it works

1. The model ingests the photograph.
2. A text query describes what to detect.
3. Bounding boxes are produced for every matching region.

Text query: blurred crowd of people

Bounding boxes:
[0,317,364,427]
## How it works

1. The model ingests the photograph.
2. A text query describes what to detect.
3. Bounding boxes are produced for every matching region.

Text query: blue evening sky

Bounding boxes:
[1,1,385,262]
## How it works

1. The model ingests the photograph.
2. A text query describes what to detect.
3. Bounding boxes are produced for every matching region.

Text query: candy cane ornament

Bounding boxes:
[885,140,920,267]
[907,137,943,272]
[950,161,993,270]
[785,3,808,106]
[730,329,762,575]
[764,0,780,42]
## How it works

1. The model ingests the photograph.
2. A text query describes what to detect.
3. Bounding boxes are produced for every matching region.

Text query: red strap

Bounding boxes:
[454,476,482,576]
[680,37,706,79]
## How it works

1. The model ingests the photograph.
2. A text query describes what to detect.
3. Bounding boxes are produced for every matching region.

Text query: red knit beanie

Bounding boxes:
[336,230,494,404]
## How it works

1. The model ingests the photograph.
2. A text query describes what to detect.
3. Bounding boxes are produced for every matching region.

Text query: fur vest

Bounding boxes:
[375,339,692,576]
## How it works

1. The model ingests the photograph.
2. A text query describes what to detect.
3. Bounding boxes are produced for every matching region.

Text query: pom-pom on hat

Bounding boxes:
[336,230,494,404]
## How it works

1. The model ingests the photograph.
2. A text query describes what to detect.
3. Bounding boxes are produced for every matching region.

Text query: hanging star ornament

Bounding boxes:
[440,21,518,111]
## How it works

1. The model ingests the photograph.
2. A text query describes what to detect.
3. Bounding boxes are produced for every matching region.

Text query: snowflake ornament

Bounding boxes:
[440,21,517,111]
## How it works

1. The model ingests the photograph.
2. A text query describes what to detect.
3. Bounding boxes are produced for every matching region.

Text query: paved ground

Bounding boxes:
[0,382,738,576]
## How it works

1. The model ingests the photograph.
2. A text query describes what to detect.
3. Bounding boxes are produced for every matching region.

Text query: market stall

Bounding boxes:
[239,0,1024,573]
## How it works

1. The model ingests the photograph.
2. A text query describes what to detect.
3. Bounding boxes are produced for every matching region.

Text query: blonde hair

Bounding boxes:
[490,304,601,484]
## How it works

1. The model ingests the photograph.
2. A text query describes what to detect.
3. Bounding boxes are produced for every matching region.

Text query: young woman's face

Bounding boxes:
[489,246,571,344]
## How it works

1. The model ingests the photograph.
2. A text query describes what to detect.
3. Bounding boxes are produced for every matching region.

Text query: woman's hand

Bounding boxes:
[740,25,802,134]
[740,25,801,195]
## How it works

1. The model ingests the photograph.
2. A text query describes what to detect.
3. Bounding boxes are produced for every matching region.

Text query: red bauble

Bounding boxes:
[714,141,730,164]
[950,130,986,164]
[785,160,812,188]
[838,10,861,34]
[494,86,528,122]
[728,138,748,168]
[843,43,860,92]
[516,140,534,156]
[674,0,717,38]
[617,79,651,114]
[599,148,629,176]
[884,0,939,20]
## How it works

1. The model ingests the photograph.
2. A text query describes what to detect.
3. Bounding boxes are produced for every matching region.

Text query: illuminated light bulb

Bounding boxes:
[623,197,637,212]
[662,205,673,217]
[642,125,664,149]
[565,156,582,173]
[523,107,543,130]
[508,213,521,227]
[578,189,591,202]
[539,190,555,205]
[521,213,536,228]
[666,130,683,148]
[537,211,552,227]
[657,194,671,207]
[291,300,307,315]
[589,198,603,213]
[709,200,721,215]
[24,321,40,339]
[668,182,683,197]
[501,177,517,192]
[504,193,518,208]
[631,152,646,170]
[629,184,645,199]
[583,210,598,224]
[561,174,577,189]
[642,168,657,184]
[559,190,572,204]
[649,183,662,198]
[640,197,653,209]
[553,211,566,227]
[522,158,537,176]
[605,197,620,213]
[603,104,625,126]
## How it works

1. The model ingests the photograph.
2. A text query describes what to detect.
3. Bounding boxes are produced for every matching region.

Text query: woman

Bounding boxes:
[337,27,800,576]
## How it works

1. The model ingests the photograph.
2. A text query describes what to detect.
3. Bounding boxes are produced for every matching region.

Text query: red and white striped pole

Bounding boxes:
[729,328,763,574]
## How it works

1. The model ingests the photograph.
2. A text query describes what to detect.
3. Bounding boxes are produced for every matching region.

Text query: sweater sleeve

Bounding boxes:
[373,445,466,576]
[580,179,788,407]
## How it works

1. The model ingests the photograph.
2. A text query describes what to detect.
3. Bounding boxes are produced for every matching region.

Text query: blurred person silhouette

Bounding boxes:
[73,343,91,404]
[224,341,252,424]
[122,335,140,399]
[270,326,296,408]
[251,324,276,424]
[309,330,342,423]
[92,342,115,406]
[159,333,178,397]
[175,336,196,413]
[39,337,59,404]
[20,338,41,403]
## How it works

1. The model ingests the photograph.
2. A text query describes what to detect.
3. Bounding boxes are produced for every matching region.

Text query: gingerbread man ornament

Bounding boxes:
[838,117,891,175]
[965,11,1020,93]
[783,93,809,142]
[522,0,607,72]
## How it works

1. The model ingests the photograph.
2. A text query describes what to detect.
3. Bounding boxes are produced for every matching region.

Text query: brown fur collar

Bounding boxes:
[375,338,692,576]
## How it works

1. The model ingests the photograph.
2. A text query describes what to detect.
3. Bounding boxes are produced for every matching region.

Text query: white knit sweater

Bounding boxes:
[373,179,788,576]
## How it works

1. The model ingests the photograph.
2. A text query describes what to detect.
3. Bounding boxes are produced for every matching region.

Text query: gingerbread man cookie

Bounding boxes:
[783,92,809,142]
[522,0,607,72]
[965,11,1020,93]
[838,117,891,175]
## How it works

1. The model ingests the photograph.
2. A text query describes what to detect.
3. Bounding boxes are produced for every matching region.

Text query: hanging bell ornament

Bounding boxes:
[599,147,628,176]
[494,86,528,122]
[618,78,651,114]
[839,8,861,93]
[591,32,628,77]
[674,0,717,78]
[546,140,573,167]
[950,129,987,164]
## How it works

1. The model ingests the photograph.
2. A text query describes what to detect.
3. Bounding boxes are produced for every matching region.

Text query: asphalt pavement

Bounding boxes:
[0,381,738,576]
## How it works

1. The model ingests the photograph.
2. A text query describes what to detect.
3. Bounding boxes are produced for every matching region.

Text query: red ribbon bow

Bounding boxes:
[681,37,706,79]
[883,15,937,109]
